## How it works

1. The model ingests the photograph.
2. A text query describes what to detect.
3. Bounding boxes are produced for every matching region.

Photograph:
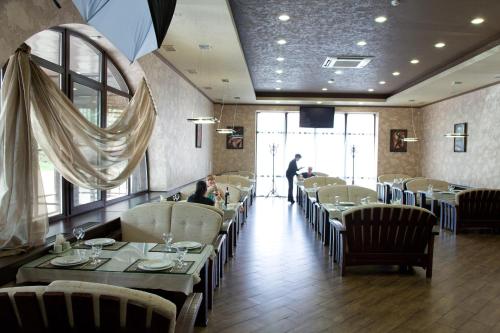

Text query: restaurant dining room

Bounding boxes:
[2,0,500,332]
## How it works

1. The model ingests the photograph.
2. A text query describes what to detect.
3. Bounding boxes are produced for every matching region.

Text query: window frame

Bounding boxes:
[3,27,149,221]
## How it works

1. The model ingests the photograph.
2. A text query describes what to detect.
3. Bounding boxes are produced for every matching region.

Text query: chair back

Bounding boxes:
[218,183,242,203]
[179,184,196,200]
[342,205,436,254]
[222,171,255,180]
[0,281,176,333]
[377,174,412,183]
[304,176,346,188]
[121,202,174,242]
[171,202,223,245]
[456,188,500,221]
[317,185,350,203]
[314,172,329,176]
[405,178,449,193]
[317,185,376,204]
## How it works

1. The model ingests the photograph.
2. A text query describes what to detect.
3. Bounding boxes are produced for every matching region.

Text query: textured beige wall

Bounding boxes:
[0,0,82,64]
[421,84,500,188]
[139,55,214,191]
[213,104,422,177]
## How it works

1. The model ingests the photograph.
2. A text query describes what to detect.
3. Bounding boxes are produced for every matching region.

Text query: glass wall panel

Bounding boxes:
[72,82,101,206]
[70,35,101,82]
[107,60,129,93]
[26,30,62,65]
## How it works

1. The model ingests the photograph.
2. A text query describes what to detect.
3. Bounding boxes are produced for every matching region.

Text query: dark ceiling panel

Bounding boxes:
[228,0,500,97]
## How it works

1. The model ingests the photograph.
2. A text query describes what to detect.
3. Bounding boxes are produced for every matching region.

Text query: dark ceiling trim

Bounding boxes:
[152,50,214,103]
[418,80,500,109]
[256,91,390,100]
[392,32,500,97]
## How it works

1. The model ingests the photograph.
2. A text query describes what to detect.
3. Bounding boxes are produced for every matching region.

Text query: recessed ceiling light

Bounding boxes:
[73,87,78,91]
[434,42,446,48]
[357,40,367,46]
[358,102,364,105]
[276,101,281,104]
[275,69,283,74]
[276,57,285,62]
[410,59,420,64]
[277,39,287,45]
[328,80,334,84]
[334,70,343,75]
[368,88,374,92]
[322,87,328,91]
[275,87,281,90]
[316,101,323,104]
[379,81,386,85]
[278,14,290,21]
[276,79,282,83]
[392,71,400,76]
[471,17,485,25]
[375,16,387,23]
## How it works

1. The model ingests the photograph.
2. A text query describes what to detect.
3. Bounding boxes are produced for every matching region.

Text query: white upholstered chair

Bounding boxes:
[0,280,201,333]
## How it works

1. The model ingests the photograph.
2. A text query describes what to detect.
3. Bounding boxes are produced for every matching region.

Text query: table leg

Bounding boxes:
[194,262,208,327]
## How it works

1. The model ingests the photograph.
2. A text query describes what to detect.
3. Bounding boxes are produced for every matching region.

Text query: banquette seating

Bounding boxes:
[312,171,328,176]
[441,188,500,233]
[339,204,438,278]
[317,185,377,204]
[0,280,201,333]
[317,185,377,242]
[303,176,346,188]
[376,174,412,203]
[121,202,225,308]
[404,178,449,207]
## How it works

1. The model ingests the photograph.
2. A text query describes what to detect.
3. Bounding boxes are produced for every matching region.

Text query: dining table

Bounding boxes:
[17,241,213,325]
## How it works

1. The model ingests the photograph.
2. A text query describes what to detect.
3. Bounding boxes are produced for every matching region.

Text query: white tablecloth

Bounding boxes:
[17,242,212,295]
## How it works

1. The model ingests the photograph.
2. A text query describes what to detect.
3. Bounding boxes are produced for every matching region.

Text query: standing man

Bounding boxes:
[286,154,302,204]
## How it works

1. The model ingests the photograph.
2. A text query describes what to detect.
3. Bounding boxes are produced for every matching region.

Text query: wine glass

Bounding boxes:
[161,232,174,251]
[360,197,367,205]
[72,227,85,246]
[448,184,455,192]
[334,195,340,206]
[90,244,102,264]
[176,246,188,268]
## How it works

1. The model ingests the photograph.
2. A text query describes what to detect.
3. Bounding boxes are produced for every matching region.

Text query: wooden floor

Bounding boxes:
[196,197,500,333]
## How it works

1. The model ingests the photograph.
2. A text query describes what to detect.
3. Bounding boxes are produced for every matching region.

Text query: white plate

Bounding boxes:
[138,259,174,271]
[171,241,202,249]
[51,255,89,267]
[84,238,116,246]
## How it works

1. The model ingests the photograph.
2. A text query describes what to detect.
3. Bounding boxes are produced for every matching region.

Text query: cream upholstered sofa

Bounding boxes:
[303,176,346,188]
[121,201,225,306]
[377,174,412,183]
[121,202,223,246]
[405,178,449,193]
[317,185,377,204]
[221,171,255,180]
[0,280,201,333]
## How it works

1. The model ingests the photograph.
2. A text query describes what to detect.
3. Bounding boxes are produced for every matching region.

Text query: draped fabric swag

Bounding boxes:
[0,45,157,251]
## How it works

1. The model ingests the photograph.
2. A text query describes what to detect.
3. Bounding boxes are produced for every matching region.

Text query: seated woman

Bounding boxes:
[187,181,215,206]
[206,174,223,202]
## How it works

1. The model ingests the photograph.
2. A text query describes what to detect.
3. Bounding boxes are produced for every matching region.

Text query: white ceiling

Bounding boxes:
[161,0,500,107]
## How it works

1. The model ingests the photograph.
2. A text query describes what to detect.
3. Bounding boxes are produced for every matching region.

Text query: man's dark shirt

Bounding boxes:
[286,159,298,178]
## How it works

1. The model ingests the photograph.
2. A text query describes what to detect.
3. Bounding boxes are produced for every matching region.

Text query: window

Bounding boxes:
[9,27,150,220]
[256,112,377,196]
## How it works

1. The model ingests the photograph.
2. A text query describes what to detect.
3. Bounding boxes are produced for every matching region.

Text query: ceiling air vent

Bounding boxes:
[322,56,373,69]
[163,44,176,51]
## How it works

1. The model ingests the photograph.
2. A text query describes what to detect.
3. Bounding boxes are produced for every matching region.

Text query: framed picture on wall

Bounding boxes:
[454,122,467,153]
[226,126,244,149]
[195,124,202,148]
[389,129,408,152]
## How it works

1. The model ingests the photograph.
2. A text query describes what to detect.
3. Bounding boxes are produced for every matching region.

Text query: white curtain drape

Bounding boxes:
[0,44,157,251]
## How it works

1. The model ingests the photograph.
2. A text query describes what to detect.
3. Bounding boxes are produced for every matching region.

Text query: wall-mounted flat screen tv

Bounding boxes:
[299,106,335,128]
